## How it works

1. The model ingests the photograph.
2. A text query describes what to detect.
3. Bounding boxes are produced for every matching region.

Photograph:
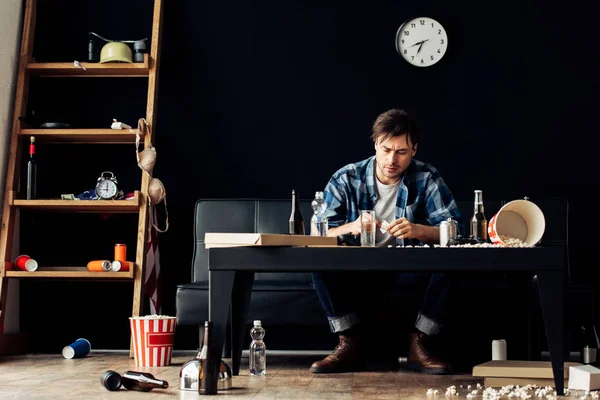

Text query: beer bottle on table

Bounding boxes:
[198,321,218,395]
[470,189,488,242]
[289,190,305,235]
[121,371,168,392]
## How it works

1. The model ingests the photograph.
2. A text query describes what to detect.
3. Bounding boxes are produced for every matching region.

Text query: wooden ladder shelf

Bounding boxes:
[0,0,164,352]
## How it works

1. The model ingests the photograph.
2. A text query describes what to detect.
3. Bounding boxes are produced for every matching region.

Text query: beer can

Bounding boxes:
[114,244,127,262]
[439,218,458,246]
[87,260,112,272]
[111,260,131,272]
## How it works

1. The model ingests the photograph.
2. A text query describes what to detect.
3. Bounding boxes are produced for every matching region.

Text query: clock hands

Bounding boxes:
[410,39,429,54]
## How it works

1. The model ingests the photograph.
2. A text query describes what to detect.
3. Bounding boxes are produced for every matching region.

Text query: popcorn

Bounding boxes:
[499,234,531,247]
[130,314,174,319]
[446,385,458,396]
[427,383,562,399]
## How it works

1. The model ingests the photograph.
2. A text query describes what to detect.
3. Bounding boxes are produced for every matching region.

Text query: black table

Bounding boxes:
[208,246,566,394]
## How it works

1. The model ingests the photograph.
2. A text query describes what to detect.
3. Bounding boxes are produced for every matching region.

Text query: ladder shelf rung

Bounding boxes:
[4,265,135,279]
[20,129,138,144]
[12,192,141,213]
[26,55,150,77]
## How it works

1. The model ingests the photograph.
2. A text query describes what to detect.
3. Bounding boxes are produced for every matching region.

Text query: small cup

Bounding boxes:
[62,338,91,359]
[15,255,38,271]
[360,210,376,247]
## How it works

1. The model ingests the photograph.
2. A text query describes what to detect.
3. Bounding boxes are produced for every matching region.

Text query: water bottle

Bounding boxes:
[249,320,266,376]
[310,191,328,236]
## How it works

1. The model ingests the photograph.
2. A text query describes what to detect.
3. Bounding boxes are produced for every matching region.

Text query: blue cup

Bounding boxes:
[62,338,91,359]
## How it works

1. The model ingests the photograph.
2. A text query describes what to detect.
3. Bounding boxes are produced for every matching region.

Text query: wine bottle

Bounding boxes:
[121,371,168,392]
[198,321,218,395]
[288,190,305,235]
[26,136,37,200]
[470,189,488,241]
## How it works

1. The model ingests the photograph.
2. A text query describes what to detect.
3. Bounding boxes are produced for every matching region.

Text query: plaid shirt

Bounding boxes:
[323,155,462,246]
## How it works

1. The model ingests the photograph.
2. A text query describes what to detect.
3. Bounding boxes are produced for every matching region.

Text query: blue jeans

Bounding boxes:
[311,271,451,336]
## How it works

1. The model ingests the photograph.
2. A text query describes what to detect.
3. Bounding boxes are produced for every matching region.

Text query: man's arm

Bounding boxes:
[413,224,440,244]
[323,176,355,236]
[327,220,361,237]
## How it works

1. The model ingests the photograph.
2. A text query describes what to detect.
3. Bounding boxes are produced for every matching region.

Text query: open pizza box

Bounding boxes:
[204,233,338,248]
[472,360,581,388]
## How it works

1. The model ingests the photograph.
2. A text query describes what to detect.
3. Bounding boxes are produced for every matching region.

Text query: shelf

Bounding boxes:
[4,266,134,279]
[20,129,137,144]
[26,54,150,77]
[12,191,141,213]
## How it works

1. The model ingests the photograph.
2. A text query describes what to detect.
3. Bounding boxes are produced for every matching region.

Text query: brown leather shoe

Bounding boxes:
[310,335,365,373]
[406,331,453,375]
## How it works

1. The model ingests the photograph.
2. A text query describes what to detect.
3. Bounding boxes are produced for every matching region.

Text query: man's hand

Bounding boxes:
[386,217,418,239]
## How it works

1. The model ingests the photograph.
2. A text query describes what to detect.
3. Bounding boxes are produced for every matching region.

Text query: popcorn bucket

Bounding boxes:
[129,315,176,367]
[488,198,546,247]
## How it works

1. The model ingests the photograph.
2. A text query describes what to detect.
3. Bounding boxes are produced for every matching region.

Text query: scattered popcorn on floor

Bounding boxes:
[446,385,458,396]
[428,384,569,400]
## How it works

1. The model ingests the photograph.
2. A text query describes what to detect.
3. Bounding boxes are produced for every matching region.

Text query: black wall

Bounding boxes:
[18,0,599,351]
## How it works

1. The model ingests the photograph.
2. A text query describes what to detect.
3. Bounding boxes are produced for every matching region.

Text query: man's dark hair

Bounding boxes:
[370,109,420,148]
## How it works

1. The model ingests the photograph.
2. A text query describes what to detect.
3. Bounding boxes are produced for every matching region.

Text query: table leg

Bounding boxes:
[536,270,564,395]
[231,272,255,376]
[209,271,236,378]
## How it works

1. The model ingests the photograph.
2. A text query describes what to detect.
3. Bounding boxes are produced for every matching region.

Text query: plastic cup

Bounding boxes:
[62,338,91,359]
[15,255,38,271]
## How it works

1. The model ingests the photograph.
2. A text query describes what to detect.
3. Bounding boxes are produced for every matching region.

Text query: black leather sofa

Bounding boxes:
[176,197,587,368]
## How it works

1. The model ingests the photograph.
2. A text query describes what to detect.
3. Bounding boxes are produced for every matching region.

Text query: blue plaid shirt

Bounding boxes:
[323,155,461,246]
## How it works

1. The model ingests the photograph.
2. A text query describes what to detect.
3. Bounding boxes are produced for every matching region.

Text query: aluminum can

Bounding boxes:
[439,218,458,246]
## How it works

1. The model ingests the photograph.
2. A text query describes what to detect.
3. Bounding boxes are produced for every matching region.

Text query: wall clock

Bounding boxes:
[395,17,448,67]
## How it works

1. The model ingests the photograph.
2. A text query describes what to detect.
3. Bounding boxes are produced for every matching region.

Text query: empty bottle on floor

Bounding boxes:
[249,320,266,376]
[198,321,219,395]
[121,371,168,392]
[580,325,598,365]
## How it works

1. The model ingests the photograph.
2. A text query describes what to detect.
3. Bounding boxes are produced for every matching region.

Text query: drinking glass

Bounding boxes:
[360,210,376,247]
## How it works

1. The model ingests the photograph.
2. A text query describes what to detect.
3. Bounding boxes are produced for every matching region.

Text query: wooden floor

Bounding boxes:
[0,352,586,399]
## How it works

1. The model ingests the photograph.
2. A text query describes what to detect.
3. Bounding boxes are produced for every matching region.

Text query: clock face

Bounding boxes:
[395,17,448,67]
[96,179,117,199]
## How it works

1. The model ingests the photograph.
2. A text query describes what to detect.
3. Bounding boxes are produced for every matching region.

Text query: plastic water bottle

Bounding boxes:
[249,320,266,376]
[310,191,328,236]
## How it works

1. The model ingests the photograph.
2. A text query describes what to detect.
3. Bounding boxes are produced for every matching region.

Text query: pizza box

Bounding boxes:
[204,233,338,248]
[473,360,581,388]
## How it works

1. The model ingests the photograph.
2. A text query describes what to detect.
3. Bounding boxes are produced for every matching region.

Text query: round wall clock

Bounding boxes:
[395,17,448,67]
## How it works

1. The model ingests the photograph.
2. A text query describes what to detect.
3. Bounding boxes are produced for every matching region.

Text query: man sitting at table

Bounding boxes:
[310,108,462,374]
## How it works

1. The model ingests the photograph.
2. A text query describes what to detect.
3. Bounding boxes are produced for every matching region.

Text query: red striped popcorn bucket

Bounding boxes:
[129,315,177,367]
[488,198,545,247]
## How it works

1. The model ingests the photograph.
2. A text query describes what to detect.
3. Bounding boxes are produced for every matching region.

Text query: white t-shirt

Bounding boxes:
[374,173,401,247]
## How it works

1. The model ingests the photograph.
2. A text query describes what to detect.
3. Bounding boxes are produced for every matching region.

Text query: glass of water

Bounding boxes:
[360,210,376,247]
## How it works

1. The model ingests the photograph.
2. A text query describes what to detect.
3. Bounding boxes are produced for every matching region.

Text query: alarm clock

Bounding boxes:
[95,171,119,200]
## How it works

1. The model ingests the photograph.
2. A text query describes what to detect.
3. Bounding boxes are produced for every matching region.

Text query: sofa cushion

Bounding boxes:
[176,282,325,326]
